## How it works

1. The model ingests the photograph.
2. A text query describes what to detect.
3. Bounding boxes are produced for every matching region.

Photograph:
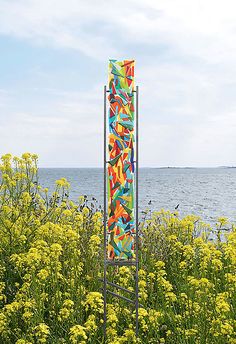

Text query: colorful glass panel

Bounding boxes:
[107,59,135,260]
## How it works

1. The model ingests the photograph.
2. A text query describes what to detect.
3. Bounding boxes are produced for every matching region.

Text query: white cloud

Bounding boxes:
[0,87,103,166]
[1,0,236,62]
[0,0,236,166]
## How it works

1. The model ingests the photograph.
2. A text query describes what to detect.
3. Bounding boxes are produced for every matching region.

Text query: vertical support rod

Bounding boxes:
[103,85,107,341]
[135,85,139,337]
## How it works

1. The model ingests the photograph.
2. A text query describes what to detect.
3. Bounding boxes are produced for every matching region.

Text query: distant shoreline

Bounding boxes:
[38,166,236,169]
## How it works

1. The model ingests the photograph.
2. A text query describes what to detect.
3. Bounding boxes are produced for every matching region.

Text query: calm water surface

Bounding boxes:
[38,168,236,225]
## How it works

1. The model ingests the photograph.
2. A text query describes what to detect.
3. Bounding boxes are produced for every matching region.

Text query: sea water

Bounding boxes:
[38,167,236,226]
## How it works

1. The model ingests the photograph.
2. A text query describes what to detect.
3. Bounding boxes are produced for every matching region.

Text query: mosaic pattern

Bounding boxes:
[107,59,135,260]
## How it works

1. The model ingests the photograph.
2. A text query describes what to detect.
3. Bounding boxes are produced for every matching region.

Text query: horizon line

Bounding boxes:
[38,165,236,169]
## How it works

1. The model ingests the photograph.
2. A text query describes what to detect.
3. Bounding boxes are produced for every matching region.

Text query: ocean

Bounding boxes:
[38,167,236,226]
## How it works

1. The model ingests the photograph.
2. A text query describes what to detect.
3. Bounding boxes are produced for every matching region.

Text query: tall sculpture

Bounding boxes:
[103,59,139,339]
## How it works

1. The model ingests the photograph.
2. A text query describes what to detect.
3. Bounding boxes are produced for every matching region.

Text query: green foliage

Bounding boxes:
[0,154,235,344]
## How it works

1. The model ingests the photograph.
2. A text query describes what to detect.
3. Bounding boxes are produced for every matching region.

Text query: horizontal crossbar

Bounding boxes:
[106,260,138,266]
[101,288,143,308]
[107,281,135,295]
[104,289,135,304]
[100,279,137,296]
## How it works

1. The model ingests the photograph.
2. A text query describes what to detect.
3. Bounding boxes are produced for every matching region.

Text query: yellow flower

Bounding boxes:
[165,291,177,302]
[0,312,8,333]
[120,329,136,343]
[31,153,38,160]
[139,269,146,278]
[138,308,148,318]
[155,261,165,270]
[84,314,97,333]
[55,178,70,188]
[212,258,223,271]
[22,311,33,320]
[63,209,73,217]
[84,292,103,314]
[58,307,70,321]
[215,293,230,314]
[185,328,198,337]
[37,269,49,281]
[50,243,63,258]
[179,261,187,269]
[22,192,32,204]
[147,272,155,280]
[217,217,228,227]
[107,304,118,328]
[90,235,101,245]
[210,319,234,337]
[148,309,163,329]
[21,152,31,160]
[5,301,21,314]
[34,323,50,343]
[82,207,89,216]
[69,325,87,344]
[182,244,194,259]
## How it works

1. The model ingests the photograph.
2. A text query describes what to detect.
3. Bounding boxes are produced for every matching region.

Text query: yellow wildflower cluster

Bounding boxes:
[0,154,235,343]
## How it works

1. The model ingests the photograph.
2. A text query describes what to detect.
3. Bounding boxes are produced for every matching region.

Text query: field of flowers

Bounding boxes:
[0,153,235,344]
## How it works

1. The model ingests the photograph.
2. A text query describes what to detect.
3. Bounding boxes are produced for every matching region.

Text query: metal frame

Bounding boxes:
[103,85,139,341]
[103,85,107,338]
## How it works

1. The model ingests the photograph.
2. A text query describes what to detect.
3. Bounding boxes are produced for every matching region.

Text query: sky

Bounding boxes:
[0,0,236,167]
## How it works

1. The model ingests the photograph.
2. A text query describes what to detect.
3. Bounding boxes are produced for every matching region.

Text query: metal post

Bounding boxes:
[103,85,107,341]
[135,85,139,337]
[103,84,139,341]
